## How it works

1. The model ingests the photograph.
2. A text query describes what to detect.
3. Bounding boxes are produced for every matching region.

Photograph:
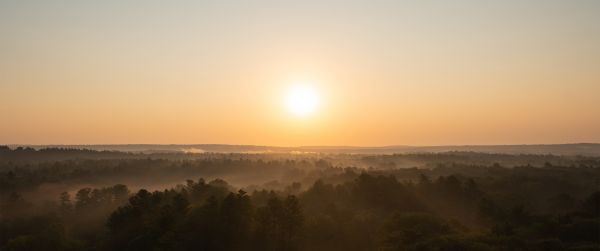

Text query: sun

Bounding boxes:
[286,83,319,116]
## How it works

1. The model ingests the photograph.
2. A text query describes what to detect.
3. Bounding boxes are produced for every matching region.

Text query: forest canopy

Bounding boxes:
[0,147,599,251]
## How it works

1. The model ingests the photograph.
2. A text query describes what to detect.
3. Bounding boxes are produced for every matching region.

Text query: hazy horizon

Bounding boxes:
[4,142,600,148]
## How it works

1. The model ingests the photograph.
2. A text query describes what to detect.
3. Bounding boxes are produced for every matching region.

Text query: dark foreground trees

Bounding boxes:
[1,151,599,251]
[1,175,599,251]
[105,183,303,251]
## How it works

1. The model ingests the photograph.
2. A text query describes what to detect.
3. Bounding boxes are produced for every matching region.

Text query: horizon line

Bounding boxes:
[4,142,599,148]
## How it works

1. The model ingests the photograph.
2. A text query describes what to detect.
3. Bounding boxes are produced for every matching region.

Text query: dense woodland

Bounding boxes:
[0,146,599,251]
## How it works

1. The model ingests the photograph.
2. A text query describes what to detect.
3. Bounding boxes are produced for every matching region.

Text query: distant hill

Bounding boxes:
[7,143,600,156]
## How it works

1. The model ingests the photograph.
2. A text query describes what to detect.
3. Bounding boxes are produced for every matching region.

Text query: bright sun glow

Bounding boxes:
[286,84,318,116]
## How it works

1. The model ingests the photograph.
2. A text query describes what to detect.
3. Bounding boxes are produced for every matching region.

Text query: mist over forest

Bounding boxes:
[1,145,598,251]
[3,0,599,250]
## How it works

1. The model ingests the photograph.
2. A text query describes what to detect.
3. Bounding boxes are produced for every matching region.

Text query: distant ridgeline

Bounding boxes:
[0,146,133,162]
[1,145,600,169]
[5,143,600,156]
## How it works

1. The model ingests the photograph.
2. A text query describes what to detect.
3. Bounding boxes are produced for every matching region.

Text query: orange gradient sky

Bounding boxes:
[1,1,599,146]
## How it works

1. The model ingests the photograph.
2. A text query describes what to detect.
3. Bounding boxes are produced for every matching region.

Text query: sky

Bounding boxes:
[1,0,599,146]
